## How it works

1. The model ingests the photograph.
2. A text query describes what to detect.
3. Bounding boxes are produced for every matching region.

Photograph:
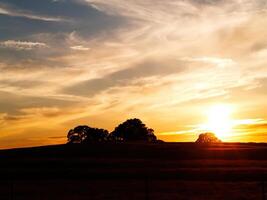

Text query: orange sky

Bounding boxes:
[0,0,267,149]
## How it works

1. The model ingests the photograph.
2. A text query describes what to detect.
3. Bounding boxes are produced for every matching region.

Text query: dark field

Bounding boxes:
[1,142,267,199]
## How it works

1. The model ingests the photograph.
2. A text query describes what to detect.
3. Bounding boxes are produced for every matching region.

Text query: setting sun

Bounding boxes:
[201,104,234,139]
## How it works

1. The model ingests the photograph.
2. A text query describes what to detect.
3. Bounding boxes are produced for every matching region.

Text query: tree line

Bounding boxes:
[67,118,222,144]
[67,118,158,144]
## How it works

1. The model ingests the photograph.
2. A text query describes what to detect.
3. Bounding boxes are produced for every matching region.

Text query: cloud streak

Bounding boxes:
[0,40,48,50]
[0,5,65,22]
[70,45,90,51]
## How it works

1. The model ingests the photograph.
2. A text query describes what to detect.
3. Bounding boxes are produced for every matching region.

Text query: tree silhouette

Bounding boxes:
[110,118,157,142]
[67,125,109,144]
[195,132,221,143]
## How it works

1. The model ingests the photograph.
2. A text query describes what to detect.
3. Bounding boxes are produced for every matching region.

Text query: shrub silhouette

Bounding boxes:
[110,118,157,142]
[67,125,109,144]
[196,132,221,143]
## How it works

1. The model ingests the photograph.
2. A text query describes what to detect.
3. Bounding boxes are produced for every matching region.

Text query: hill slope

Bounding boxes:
[1,142,267,199]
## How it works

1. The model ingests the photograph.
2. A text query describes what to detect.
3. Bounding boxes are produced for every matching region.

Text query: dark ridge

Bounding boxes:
[1,143,267,182]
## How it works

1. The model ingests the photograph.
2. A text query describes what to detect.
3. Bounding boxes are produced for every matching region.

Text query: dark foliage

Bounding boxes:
[110,118,157,142]
[67,125,109,144]
[67,118,158,144]
[196,132,222,144]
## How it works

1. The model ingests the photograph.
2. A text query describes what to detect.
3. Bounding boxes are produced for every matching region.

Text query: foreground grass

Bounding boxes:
[0,142,267,199]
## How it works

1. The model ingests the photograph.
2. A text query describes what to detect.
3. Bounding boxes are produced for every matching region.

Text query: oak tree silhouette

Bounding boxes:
[110,118,157,142]
[195,132,221,143]
[67,125,109,144]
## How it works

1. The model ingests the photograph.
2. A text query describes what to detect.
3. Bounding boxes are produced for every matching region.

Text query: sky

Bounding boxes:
[0,0,267,149]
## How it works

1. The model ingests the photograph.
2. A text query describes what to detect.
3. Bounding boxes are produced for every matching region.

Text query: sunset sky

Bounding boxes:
[0,0,267,149]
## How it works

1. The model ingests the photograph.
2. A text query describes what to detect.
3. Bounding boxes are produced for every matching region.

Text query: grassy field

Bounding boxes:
[1,142,267,199]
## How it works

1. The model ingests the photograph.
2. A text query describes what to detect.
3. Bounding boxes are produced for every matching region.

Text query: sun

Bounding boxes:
[201,104,234,139]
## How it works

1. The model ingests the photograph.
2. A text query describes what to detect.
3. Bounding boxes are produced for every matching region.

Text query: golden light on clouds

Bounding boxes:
[0,0,267,148]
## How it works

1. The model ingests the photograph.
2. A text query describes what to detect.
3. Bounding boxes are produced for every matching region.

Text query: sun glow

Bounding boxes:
[201,104,234,139]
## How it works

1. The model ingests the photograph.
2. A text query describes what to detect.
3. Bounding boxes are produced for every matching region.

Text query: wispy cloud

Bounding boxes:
[182,57,236,68]
[70,45,90,51]
[0,40,48,50]
[0,6,65,22]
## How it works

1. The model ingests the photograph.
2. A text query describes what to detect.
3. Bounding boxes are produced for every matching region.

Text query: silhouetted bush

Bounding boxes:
[110,118,157,142]
[67,125,109,144]
[195,132,221,144]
